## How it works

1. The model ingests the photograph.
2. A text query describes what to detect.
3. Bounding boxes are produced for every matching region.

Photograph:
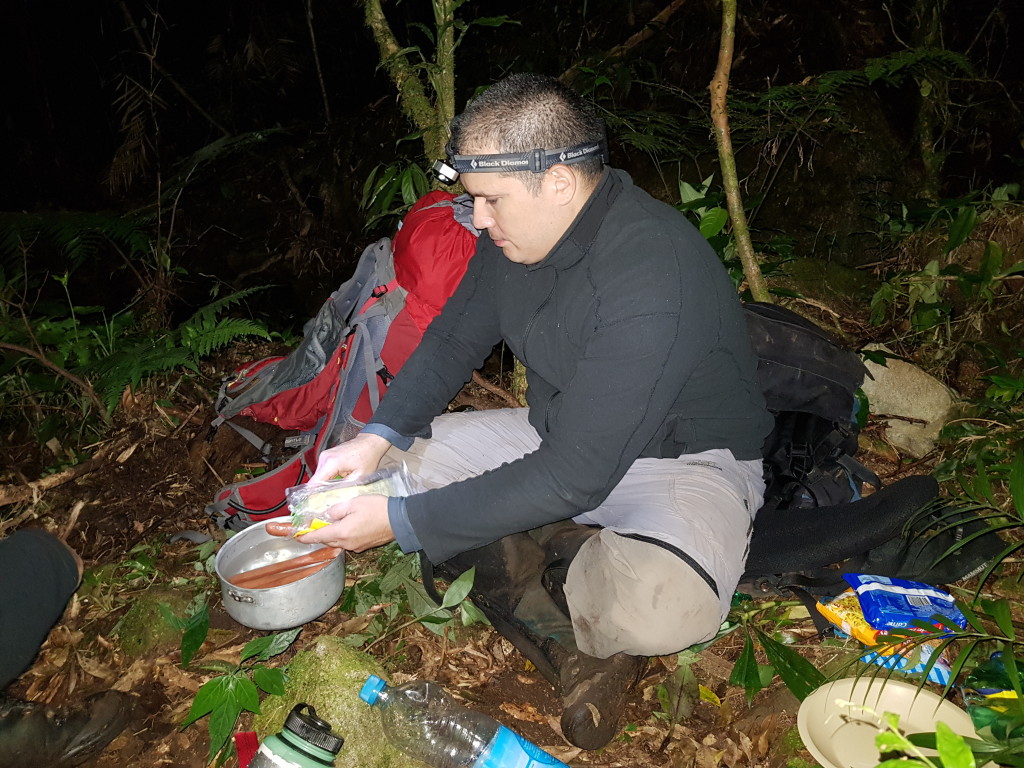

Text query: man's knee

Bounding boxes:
[563,532,723,657]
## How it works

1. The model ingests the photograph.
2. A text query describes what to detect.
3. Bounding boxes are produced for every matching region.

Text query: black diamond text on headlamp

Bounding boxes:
[432,140,608,185]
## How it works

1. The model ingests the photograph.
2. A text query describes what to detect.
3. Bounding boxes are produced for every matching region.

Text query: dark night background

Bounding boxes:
[1,0,1022,337]
[4,2,1020,222]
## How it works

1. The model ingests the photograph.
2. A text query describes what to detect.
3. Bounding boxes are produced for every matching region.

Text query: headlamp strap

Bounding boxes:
[446,140,607,175]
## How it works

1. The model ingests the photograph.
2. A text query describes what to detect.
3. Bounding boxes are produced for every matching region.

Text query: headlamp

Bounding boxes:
[432,140,608,185]
[431,159,460,186]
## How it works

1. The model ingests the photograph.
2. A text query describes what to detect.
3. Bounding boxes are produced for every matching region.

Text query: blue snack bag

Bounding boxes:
[842,573,967,632]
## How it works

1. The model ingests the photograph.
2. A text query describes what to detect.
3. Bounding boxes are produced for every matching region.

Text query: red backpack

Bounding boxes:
[206,192,479,530]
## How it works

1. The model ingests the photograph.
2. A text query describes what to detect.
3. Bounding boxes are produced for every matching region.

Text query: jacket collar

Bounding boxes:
[527,167,623,271]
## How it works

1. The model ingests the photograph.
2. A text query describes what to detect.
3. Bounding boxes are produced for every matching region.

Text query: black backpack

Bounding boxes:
[744,302,880,512]
[739,303,1003,615]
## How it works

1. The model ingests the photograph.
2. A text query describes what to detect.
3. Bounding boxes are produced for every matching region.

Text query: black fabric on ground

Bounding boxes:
[0,530,79,689]
[743,474,940,577]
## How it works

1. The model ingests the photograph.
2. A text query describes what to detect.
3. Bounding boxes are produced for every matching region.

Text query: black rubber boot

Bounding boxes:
[559,651,648,750]
[0,691,131,767]
[535,522,649,751]
[435,527,649,751]
[433,533,571,687]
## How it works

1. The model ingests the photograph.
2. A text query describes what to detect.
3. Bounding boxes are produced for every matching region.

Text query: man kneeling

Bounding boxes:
[302,73,772,750]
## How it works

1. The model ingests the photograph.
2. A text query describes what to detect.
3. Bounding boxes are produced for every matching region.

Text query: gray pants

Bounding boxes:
[384,408,765,658]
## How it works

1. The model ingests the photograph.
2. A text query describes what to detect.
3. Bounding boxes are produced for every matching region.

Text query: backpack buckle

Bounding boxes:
[371,284,390,298]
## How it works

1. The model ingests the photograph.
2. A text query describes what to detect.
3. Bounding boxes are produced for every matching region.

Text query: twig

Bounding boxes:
[203,458,227,487]
[169,405,203,438]
[470,371,522,408]
[0,507,37,536]
[0,433,137,507]
[561,0,690,84]
[60,501,86,541]
[0,342,108,419]
[0,459,102,508]
[305,0,332,126]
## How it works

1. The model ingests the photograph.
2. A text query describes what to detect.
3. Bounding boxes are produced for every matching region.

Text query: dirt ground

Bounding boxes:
[0,352,931,768]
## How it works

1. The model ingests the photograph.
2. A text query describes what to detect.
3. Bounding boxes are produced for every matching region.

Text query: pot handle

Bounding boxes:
[227,589,256,604]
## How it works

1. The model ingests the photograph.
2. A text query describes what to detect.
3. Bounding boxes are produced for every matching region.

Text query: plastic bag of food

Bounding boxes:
[816,589,886,649]
[285,464,415,535]
[842,573,966,632]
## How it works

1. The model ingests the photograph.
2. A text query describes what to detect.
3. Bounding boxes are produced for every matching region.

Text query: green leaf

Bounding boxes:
[935,721,976,768]
[945,206,978,253]
[252,664,286,696]
[403,576,442,620]
[441,566,475,610]
[757,630,826,701]
[242,627,301,663]
[182,677,225,728]
[729,632,764,702]
[380,556,417,594]
[973,457,997,507]
[982,598,1016,640]
[207,695,245,763]
[460,600,488,627]
[876,730,914,753]
[1009,451,1024,520]
[400,168,418,207]
[180,603,210,667]
[997,260,1024,278]
[699,208,729,239]
[662,659,698,723]
[678,180,704,205]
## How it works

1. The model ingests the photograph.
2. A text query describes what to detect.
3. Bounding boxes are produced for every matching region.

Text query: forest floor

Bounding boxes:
[0,337,980,768]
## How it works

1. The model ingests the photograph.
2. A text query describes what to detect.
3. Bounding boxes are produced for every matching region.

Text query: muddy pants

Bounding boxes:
[0,530,79,689]
[383,408,765,658]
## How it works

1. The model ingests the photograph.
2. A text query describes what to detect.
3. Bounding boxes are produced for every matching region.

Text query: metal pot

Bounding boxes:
[215,521,345,630]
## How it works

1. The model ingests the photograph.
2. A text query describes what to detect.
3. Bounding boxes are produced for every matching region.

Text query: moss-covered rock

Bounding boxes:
[252,636,419,768]
[115,587,191,658]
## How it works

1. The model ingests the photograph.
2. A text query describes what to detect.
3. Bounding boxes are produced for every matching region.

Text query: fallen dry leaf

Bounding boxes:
[159,664,202,694]
[111,658,159,692]
[499,700,546,723]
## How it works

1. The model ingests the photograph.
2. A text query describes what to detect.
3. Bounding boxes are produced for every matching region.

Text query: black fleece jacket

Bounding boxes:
[370,168,773,563]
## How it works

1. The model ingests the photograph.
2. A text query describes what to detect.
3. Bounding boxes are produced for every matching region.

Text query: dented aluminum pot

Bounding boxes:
[215,520,345,630]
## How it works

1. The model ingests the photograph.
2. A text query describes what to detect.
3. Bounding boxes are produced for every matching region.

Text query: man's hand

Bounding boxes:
[310,432,392,483]
[296,494,394,552]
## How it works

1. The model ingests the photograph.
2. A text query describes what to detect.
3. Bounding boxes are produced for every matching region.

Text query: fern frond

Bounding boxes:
[87,337,192,412]
[182,285,272,329]
[179,318,270,358]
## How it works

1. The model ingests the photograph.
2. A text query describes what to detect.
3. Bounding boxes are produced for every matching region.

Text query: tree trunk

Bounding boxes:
[709,0,770,302]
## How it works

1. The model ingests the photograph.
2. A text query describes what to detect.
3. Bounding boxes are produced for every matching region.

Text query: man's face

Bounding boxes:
[460,165,569,265]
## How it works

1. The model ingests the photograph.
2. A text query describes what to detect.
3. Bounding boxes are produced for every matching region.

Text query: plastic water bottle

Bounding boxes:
[359,675,569,768]
[250,703,344,768]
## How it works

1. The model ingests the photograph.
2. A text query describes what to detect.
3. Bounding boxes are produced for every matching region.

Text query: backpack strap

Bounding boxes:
[409,194,479,237]
[836,452,881,493]
[216,419,274,461]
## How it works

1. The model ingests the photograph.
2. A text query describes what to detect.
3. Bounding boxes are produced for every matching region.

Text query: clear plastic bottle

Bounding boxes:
[359,675,569,768]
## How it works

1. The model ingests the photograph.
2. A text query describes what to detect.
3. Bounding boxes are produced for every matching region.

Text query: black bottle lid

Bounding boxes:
[283,703,345,754]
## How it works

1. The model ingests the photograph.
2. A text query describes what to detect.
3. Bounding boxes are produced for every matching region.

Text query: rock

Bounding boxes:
[861,344,959,459]
[252,636,419,768]
[115,587,192,658]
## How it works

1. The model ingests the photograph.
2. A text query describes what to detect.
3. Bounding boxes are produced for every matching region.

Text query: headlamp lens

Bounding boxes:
[432,159,459,185]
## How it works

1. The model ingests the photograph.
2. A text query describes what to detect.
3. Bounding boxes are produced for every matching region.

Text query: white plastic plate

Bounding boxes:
[797,677,977,768]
